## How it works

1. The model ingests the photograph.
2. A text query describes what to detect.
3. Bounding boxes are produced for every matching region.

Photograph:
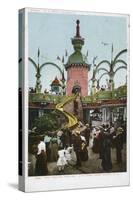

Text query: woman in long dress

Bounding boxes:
[50,135,58,162]
[80,136,88,161]
[100,127,112,172]
[113,127,124,163]
[35,137,48,176]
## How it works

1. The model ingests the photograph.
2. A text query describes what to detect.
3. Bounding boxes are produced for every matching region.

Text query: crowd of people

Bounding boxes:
[91,124,126,171]
[28,122,126,176]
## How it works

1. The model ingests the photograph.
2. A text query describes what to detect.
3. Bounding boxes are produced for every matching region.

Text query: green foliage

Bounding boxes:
[33,112,60,134]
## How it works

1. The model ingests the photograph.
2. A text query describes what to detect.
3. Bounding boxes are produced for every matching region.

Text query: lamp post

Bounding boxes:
[60,70,66,95]
[28,48,64,94]
[28,48,42,93]
[36,48,42,93]
[88,56,98,95]
[96,44,127,91]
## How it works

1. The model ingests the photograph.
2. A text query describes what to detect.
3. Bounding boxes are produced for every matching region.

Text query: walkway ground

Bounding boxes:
[47,144,126,175]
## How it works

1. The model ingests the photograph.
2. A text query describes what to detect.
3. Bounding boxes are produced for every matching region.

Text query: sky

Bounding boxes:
[26,11,128,94]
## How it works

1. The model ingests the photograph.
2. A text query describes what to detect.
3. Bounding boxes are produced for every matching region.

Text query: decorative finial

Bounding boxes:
[76,19,80,25]
[76,19,80,37]
[38,48,40,58]
[111,43,114,61]
[37,48,40,66]
[61,70,65,82]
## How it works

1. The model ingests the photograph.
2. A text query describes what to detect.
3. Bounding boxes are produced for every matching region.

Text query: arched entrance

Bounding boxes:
[72,85,81,94]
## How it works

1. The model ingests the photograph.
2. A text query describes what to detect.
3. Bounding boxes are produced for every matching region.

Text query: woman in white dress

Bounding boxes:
[65,146,73,162]
[57,147,67,172]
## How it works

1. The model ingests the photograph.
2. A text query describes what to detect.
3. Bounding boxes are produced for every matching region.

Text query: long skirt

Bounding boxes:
[75,150,82,166]
[80,148,88,161]
[45,142,51,162]
[57,156,67,167]
[92,138,100,153]
[50,143,58,162]
[116,147,122,163]
[35,151,48,176]
[101,147,112,171]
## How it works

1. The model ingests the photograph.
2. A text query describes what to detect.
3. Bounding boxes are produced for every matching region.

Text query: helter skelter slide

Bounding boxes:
[56,94,78,129]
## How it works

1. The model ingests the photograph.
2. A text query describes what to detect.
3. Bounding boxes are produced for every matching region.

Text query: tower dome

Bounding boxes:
[65,20,89,70]
[50,77,61,94]
[67,51,86,65]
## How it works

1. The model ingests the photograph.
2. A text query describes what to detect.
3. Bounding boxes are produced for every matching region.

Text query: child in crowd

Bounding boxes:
[57,147,67,172]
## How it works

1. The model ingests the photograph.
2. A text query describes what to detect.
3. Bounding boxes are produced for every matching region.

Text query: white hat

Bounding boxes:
[86,124,89,127]
[76,130,80,135]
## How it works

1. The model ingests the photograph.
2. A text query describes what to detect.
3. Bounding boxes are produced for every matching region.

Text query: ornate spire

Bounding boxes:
[76,20,81,38]
[65,20,90,71]
[71,20,84,52]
